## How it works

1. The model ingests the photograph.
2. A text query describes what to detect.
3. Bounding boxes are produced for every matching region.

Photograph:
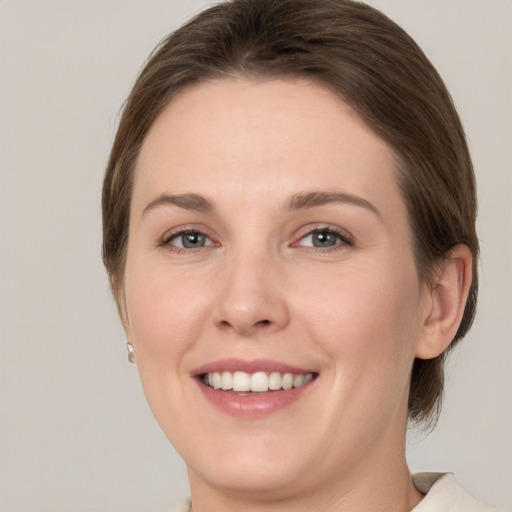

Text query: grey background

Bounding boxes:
[1,1,510,510]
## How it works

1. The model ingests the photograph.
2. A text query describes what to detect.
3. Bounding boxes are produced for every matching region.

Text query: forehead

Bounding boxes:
[133,77,401,213]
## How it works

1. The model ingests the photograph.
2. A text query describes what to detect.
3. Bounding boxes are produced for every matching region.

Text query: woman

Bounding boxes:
[102,0,497,510]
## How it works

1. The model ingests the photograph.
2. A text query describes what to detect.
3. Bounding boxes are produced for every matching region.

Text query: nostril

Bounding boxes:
[217,317,272,335]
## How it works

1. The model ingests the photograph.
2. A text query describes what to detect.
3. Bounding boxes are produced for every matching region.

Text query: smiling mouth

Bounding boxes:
[201,371,316,393]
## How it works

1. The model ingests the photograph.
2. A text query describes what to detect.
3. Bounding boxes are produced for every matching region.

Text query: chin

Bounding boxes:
[181,428,316,496]
[190,455,309,497]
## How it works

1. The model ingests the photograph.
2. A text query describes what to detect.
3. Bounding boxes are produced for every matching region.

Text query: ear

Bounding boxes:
[415,244,473,360]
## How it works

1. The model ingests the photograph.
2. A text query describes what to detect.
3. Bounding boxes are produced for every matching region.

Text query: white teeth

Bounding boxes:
[250,372,268,392]
[233,371,251,392]
[221,371,233,390]
[203,370,314,392]
[293,374,305,387]
[268,371,282,390]
[212,372,222,389]
[282,373,294,390]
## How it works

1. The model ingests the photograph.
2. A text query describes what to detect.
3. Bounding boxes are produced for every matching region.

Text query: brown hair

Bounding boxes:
[102,0,478,425]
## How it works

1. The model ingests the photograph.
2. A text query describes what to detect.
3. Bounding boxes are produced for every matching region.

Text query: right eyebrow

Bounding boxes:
[142,193,214,216]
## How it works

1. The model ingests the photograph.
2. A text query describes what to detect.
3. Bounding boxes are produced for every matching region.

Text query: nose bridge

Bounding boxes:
[215,240,289,336]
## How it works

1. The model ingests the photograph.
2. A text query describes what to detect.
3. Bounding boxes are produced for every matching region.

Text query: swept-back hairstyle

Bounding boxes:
[102,0,478,425]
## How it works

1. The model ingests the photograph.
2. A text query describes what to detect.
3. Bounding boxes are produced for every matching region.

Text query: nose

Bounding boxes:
[214,247,290,338]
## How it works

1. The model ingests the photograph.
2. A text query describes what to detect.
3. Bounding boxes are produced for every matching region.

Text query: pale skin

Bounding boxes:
[121,78,472,511]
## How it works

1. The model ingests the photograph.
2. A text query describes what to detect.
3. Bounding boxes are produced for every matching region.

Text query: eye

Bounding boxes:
[165,230,214,249]
[296,228,351,249]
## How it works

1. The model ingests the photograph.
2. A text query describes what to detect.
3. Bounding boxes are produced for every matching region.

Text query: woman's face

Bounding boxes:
[123,78,431,498]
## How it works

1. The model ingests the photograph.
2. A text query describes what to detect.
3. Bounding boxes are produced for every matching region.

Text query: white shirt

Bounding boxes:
[412,472,498,511]
[171,472,499,511]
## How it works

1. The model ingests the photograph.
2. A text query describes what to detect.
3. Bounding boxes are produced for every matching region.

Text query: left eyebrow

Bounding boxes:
[282,191,382,219]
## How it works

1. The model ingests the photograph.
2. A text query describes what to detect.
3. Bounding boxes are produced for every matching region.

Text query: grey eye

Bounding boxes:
[301,229,341,248]
[312,230,339,247]
[171,231,210,248]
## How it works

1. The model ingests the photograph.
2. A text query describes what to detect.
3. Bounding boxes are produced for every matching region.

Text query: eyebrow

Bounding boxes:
[142,193,214,216]
[283,191,381,218]
[141,190,381,218]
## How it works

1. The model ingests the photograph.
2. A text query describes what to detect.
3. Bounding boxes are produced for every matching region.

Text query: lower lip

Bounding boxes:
[196,378,314,418]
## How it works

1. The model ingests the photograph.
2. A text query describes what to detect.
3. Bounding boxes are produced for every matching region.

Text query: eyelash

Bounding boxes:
[160,225,353,253]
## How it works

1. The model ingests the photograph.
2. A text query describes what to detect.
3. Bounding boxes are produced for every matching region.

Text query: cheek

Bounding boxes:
[298,259,421,390]
[123,258,213,371]
[122,259,217,442]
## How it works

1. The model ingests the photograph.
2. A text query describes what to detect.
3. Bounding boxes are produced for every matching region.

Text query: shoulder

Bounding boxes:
[170,497,191,512]
[412,472,499,512]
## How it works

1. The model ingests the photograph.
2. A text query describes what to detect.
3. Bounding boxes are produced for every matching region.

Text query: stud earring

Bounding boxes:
[126,342,135,363]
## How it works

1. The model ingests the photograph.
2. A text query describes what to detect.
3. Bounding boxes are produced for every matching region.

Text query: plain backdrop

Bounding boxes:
[1,1,511,511]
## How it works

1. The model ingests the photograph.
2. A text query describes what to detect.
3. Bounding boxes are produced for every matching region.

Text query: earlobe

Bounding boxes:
[415,244,473,360]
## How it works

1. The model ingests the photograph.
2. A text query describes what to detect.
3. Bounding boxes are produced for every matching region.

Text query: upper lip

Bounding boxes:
[192,358,316,376]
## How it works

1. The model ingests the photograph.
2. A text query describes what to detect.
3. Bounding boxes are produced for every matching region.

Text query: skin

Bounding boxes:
[122,78,472,511]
